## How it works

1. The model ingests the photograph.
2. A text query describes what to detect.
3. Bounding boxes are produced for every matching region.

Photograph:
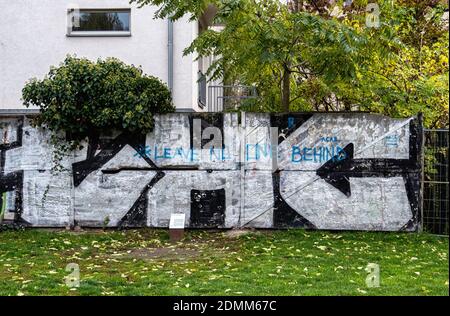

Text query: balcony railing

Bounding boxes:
[207,85,257,112]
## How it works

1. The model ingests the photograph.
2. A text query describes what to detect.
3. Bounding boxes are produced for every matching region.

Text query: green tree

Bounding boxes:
[22,56,175,142]
[131,0,448,127]
[346,0,449,128]
[133,0,368,112]
[302,0,449,127]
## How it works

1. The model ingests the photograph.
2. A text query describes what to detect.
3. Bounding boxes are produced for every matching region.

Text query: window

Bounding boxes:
[198,71,207,108]
[67,9,131,37]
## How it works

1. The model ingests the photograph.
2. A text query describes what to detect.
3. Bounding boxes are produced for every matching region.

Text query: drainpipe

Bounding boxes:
[168,19,174,93]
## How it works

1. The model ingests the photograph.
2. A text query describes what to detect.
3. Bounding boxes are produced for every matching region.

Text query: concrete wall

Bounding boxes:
[0,112,422,231]
[0,0,200,111]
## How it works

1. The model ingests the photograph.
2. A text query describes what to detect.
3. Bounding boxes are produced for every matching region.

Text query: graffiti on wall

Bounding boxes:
[0,112,422,231]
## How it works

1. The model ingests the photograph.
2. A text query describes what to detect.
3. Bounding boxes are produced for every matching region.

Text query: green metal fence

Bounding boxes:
[423,129,449,235]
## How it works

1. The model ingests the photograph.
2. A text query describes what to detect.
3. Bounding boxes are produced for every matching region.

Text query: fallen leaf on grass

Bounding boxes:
[357,288,367,294]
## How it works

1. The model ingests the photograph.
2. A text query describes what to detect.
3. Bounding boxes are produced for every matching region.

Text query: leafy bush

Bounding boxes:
[22,56,175,141]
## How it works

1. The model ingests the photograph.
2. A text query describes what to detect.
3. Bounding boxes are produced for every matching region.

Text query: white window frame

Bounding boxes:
[67,8,132,37]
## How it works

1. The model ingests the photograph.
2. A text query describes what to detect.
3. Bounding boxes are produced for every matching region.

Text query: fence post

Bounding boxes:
[419,113,424,233]
[238,111,246,227]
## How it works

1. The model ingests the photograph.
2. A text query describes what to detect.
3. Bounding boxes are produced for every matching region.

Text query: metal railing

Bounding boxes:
[423,129,449,235]
[207,85,257,112]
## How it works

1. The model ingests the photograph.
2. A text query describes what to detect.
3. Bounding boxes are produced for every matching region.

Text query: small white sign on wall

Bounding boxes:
[169,213,186,229]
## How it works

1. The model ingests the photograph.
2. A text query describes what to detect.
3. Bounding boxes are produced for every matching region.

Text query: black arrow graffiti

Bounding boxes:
[316,143,417,197]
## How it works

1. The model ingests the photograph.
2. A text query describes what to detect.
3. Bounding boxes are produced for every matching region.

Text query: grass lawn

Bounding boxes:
[0,229,448,296]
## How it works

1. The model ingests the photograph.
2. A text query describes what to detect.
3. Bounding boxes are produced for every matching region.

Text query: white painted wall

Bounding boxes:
[0,0,200,111]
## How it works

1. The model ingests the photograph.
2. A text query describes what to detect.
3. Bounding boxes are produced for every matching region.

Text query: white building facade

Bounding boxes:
[0,0,205,112]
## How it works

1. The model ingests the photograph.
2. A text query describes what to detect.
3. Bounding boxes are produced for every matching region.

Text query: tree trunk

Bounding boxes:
[284,1,301,111]
[291,0,302,12]
[282,65,291,112]
[293,0,299,12]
